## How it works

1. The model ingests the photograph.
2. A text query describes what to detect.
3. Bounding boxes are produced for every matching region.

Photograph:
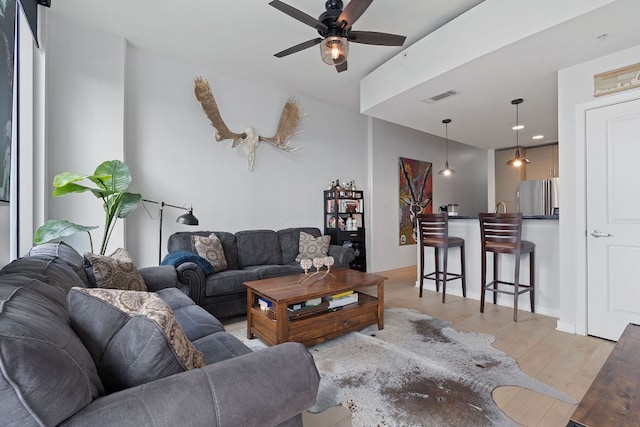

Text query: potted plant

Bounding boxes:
[34,160,142,255]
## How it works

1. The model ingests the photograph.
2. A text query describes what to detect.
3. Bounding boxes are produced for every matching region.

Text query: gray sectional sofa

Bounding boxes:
[0,242,320,427]
[167,227,355,319]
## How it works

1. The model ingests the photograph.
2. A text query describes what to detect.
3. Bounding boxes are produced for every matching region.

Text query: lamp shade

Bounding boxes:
[320,36,348,65]
[176,209,199,225]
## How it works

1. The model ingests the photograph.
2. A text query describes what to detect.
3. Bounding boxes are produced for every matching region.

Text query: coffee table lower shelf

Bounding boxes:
[249,293,379,346]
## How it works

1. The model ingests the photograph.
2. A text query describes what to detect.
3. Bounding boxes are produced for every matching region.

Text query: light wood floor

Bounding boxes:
[299,266,615,427]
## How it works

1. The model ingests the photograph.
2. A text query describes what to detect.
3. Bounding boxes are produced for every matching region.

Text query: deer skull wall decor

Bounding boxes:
[193,76,302,171]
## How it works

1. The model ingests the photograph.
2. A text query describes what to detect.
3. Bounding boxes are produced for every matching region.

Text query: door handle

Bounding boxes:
[591,230,612,238]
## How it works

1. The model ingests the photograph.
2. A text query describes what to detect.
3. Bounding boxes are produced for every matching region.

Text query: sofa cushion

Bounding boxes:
[295,231,331,262]
[161,250,215,276]
[193,233,228,272]
[205,269,261,297]
[0,255,87,292]
[28,241,91,287]
[168,231,240,270]
[83,248,147,291]
[277,227,322,265]
[155,288,226,341]
[236,230,282,268]
[68,287,205,393]
[192,331,252,364]
[0,273,104,426]
[243,264,303,280]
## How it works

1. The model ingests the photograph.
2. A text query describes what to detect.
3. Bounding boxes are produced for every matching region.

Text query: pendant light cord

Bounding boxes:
[516,101,519,150]
[445,122,449,161]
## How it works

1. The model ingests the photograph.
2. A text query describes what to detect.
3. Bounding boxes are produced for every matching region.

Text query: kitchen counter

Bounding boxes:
[448,214,558,220]
[417,216,559,317]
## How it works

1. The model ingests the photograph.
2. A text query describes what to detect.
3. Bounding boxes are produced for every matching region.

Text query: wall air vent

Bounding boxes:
[422,89,458,104]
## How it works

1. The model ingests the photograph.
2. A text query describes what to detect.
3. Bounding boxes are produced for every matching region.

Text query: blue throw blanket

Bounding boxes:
[161,251,215,276]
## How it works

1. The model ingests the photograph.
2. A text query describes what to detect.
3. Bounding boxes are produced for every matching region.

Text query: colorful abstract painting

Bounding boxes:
[399,157,432,245]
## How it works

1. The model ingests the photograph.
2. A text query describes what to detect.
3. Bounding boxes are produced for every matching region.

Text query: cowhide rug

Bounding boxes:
[235,307,576,426]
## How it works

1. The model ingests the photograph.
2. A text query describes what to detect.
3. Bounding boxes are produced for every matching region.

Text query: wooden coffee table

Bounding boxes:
[244,268,386,346]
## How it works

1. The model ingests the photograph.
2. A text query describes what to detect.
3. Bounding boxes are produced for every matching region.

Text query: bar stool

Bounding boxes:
[478,212,535,321]
[417,213,466,303]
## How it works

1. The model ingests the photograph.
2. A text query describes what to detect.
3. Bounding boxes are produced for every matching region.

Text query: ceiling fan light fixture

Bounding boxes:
[320,36,348,65]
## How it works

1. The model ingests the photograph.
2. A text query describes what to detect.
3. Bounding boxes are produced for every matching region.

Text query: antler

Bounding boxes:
[194,77,246,147]
[258,98,302,152]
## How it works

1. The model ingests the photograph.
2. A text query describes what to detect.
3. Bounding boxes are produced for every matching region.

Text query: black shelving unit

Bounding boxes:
[324,189,366,272]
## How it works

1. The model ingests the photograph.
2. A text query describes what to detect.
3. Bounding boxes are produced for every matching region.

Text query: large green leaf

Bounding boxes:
[116,192,142,218]
[53,172,90,188]
[53,182,94,197]
[94,160,132,193]
[34,219,98,244]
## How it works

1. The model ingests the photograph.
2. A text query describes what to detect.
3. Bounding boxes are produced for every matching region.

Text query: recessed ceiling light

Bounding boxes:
[512,125,524,130]
[532,135,544,140]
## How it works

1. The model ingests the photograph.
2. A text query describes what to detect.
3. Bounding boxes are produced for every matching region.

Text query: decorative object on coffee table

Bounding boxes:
[298,256,336,284]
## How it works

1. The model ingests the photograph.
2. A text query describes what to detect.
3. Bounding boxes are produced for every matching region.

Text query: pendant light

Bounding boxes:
[438,119,456,176]
[506,98,530,167]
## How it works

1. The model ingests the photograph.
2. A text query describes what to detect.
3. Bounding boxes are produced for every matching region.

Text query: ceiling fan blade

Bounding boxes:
[335,61,348,73]
[269,0,328,32]
[274,38,323,58]
[337,0,373,30]
[348,30,406,46]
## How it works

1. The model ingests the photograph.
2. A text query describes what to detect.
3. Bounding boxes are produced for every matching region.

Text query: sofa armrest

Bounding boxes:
[138,265,179,292]
[61,342,320,427]
[328,244,356,268]
[174,261,205,304]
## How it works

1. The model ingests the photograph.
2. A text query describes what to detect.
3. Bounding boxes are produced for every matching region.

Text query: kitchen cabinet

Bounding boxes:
[494,148,526,212]
[525,143,559,180]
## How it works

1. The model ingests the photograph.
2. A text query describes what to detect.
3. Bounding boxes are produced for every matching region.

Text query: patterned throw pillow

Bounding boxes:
[84,248,147,291]
[68,287,205,393]
[295,231,331,262]
[192,233,228,272]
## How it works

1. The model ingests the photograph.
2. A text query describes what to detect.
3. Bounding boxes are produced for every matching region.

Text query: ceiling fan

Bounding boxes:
[269,0,407,73]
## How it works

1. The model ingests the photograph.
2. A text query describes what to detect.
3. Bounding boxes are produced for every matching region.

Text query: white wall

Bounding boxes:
[44,14,126,254]
[557,43,640,333]
[369,118,487,272]
[123,48,368,266]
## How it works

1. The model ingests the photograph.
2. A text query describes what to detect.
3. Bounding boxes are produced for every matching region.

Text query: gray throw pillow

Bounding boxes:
[295,231,331,262]
[192,233,228,272]
[68,287,205,393]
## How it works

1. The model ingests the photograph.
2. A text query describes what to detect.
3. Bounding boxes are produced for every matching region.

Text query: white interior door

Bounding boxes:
[586,98,640,341]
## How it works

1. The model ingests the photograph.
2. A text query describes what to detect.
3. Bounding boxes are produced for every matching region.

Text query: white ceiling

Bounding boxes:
[47,0,640,150]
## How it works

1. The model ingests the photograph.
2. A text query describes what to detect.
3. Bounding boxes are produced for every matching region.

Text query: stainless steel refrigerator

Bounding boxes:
[516,178,559,215]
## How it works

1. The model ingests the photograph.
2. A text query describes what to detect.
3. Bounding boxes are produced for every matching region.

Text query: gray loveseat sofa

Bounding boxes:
[167,227,355,319]
[0,242,319,427]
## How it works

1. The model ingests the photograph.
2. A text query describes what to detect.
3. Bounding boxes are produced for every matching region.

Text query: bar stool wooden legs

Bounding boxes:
[418,213,466,303]
[479,212,535,321]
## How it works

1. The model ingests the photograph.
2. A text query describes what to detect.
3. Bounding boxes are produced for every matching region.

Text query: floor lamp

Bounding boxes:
[143,199,199,264]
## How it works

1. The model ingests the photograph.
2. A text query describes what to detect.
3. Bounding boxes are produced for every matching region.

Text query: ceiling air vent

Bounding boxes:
[422,89,458,104]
